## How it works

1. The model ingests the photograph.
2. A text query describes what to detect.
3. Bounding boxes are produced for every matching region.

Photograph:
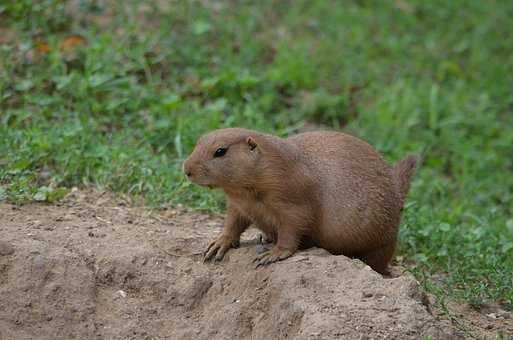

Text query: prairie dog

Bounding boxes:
[184,128,418,274]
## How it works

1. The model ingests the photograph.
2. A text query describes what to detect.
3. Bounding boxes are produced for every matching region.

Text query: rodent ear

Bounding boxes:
[246,136,258,151]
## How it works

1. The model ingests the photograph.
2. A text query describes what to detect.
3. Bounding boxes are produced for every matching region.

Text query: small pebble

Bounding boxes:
[116,290,127,298]
[255,244,266,254]
[486,313,497,319]
[33,255,47,269]
[497,310,510,319]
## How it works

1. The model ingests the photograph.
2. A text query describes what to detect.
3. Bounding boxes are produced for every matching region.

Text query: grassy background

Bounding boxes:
[1,0,512,312]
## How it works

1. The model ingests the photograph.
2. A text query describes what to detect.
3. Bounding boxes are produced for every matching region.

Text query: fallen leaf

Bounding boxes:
[35,41,51,54]
[59,35,87,54]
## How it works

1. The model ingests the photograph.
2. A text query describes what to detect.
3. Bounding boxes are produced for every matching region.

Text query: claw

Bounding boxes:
[203,236,238,263]
[252,252,265,263]
[214,245,229,261]
[203,241,216,258]
[203,242,221,262]
[253,248,294,268]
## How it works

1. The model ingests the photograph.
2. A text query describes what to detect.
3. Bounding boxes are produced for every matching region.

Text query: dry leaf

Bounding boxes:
[35,41,51,54]
[59,35,87,54]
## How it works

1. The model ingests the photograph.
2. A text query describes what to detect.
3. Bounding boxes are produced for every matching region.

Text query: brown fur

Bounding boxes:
[183,128,418,274]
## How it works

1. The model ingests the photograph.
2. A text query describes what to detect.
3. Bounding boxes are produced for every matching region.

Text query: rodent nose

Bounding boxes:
[183,161,193,178]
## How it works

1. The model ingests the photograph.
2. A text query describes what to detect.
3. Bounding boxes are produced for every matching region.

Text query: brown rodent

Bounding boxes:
[183,128,418,274]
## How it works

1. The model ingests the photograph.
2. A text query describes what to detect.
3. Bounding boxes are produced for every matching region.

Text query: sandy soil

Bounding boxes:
[0,189,511,339]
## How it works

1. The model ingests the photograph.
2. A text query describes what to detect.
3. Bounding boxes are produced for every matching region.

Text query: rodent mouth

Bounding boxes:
[199,183,216,190]
[188,178,216,189]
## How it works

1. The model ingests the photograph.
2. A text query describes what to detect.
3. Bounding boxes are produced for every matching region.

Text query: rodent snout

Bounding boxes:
[183,161,193,179]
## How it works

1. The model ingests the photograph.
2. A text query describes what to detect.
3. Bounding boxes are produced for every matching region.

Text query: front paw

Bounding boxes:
[203,235,240,262]
[253,247,294,268]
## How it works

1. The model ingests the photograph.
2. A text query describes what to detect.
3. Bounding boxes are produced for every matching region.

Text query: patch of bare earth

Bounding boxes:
[0,190,510,339]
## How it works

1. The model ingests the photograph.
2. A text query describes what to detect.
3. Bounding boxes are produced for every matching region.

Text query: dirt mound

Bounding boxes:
[0,190,465,339]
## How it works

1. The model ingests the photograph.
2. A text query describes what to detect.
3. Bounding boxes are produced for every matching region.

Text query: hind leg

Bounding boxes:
[360,243,396,275]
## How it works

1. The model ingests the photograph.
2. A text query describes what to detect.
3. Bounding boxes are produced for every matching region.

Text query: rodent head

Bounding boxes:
[183,128,261,189]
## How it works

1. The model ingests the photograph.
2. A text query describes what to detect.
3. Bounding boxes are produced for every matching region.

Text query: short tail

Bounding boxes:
[393,154,420,203]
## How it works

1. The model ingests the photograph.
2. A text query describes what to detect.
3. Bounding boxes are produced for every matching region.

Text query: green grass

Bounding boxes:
[1,0,512,311]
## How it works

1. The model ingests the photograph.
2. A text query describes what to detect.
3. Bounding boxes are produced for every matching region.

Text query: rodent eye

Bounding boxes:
[213,147,227,158]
